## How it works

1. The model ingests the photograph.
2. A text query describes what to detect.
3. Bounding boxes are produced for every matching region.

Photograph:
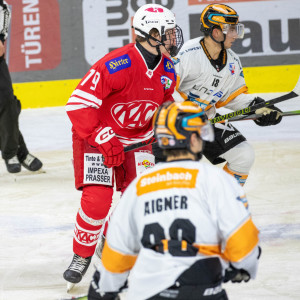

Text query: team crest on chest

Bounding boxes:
[111,100,158,129]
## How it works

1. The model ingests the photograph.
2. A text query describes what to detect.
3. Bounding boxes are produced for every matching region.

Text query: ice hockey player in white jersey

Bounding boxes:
[87,101,261,300]
[169,3,282,185]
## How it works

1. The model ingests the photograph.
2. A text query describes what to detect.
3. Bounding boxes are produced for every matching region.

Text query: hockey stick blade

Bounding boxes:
[210,75,300,124]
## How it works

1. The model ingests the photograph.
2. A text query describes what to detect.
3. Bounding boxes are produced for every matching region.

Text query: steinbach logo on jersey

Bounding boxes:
[105,54,131,74]
[111,100,158,129]
[229,63,235,75]
[161,76,173,90]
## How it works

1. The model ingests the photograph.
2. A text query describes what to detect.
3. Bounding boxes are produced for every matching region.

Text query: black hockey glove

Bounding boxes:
[223,264,250,283]
[250,97,282,126]
[88,269,123,300]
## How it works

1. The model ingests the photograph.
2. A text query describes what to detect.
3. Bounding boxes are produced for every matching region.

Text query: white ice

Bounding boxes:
[0,95,299,300]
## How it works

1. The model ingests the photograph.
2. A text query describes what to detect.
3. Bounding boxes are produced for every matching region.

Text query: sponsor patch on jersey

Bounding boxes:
[213,91,224,99]
[83,153,113,185]
[179,46,201,56]
[136,167,199,196]
[161,76,173,90]
[135,152,155,176]
[164,58,176,76]
[105,54,131,74]
[229,63,235,75]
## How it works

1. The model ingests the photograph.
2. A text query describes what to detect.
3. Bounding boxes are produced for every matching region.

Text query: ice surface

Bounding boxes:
[0,96,299,300]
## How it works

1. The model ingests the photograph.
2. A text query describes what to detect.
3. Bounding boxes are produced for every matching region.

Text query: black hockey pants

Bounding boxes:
[147,258,228,300]
[0,56,28,160]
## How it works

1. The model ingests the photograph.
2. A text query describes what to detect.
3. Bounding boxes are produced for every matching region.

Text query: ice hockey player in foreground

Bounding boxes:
[169,3,282,186]
[87,101,261,300]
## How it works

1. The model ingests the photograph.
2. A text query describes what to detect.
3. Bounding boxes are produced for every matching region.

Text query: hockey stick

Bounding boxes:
[124,137,157,153]
[122,108,300,152]
[215,109,300,123]
[210,76,300,125]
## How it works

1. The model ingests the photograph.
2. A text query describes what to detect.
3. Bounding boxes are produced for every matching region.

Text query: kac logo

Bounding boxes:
[111,100,158,129]
[161,76,173,90]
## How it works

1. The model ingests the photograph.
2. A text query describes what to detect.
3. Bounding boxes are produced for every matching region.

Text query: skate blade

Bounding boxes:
[59,295,87,300]
[67,282,75,292]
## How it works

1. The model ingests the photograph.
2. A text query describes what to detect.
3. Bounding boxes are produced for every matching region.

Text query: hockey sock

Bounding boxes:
[223,163,248,186]
[73,185,113,257]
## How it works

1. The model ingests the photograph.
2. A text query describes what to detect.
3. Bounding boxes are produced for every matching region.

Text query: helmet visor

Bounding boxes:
[182,113,215,142]
[200,123,214,142]
[222,23,245,39]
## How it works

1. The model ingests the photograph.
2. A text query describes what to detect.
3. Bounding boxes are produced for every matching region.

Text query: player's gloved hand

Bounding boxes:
[223,264,250,283]
[98,292,120,300]
[250,97,282,126]
[88,269,121,300]
[88,125,125,168]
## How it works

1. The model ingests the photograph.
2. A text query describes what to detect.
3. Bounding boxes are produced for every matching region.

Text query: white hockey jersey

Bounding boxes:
[173,37,254,119]
[98,160,260,300]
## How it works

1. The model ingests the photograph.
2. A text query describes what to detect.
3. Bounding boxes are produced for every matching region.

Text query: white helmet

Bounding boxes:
[132,4,183,56]
[133,4,176,37]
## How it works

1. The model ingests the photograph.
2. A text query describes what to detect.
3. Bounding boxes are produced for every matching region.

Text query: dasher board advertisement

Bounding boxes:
[82,0,300,66]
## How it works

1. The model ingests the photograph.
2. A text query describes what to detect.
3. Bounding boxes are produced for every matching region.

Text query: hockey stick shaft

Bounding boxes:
[123,109,300,151]
[124,137,157,153]
[210,76,300,124]
[218,109,300,123]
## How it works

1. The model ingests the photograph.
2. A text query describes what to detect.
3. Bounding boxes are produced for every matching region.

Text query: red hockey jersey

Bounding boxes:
[66,43,176,146]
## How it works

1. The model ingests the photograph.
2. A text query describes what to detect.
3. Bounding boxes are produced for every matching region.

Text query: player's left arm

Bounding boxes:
[212,170,261,283]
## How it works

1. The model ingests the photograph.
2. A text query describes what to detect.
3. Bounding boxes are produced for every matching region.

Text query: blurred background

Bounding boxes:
[4,0,300,108]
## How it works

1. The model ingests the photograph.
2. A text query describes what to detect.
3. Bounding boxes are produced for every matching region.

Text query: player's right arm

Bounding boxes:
[66,63,124,167]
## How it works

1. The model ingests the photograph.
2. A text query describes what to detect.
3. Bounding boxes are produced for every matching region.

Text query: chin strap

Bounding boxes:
[209,27,226,49]
[134,27,166,55]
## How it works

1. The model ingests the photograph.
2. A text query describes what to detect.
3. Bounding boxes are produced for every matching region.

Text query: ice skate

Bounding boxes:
[5,156,21,173]
[63,254,92,291]
[19,153,43,171]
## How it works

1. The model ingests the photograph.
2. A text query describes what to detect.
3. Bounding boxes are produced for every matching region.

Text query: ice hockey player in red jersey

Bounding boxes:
[87,101,261,300]
[63,3,184,288]
[172,4,282,186]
